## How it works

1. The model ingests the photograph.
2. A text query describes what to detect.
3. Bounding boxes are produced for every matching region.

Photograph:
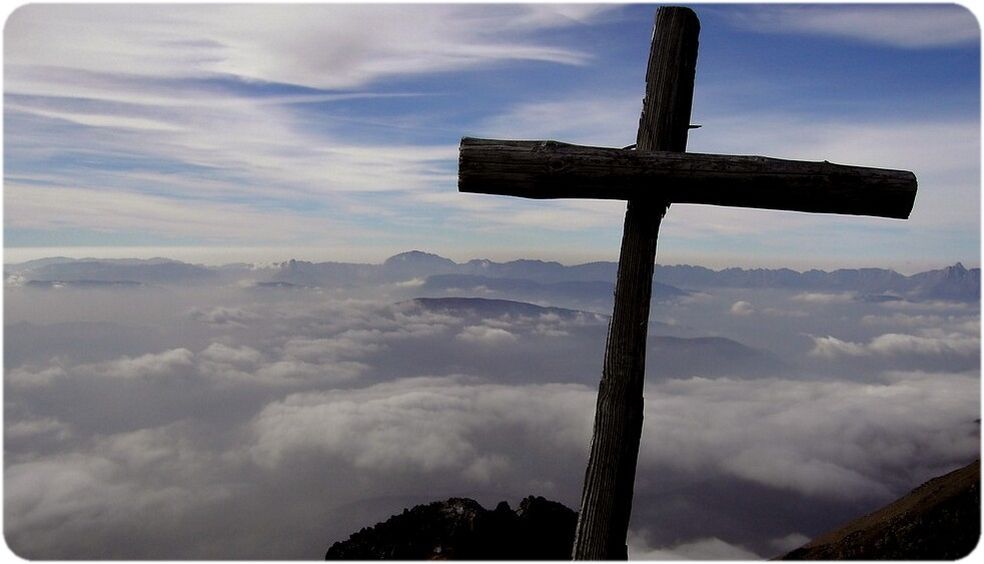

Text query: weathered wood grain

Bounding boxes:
[459,138,918,219]
[571,7,699,561]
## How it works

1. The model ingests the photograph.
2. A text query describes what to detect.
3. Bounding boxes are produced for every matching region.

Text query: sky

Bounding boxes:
[3,3,980,272]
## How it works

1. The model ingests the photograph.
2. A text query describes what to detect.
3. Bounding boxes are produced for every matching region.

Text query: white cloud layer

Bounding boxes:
[629,534,763,560]
[3,279,978,558]
[810,331,980,359]
[249,376,595,472]
[641,372,979,499]
[730,300,754,315]
[456,324,520,345]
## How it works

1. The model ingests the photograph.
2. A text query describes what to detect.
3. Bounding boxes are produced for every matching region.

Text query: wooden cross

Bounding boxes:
[456,7,916,560]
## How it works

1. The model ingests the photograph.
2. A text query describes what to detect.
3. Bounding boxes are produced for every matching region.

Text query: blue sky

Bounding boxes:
[3,3,980,271]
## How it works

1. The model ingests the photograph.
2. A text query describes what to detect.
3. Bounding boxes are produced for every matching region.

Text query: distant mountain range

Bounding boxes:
[6,257,216,285]
[653,261,980,302]
[5,250,979,302]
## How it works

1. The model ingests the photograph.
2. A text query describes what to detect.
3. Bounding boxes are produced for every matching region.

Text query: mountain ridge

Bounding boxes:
[781,459,980,560]
[6,250,978,302]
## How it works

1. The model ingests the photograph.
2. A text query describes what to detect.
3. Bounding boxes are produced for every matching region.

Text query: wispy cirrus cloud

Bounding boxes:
[6,4,605,89]
[4,182,369,243]
[4,4,612,247]
[476,95,641,147]
[722,5,979,48]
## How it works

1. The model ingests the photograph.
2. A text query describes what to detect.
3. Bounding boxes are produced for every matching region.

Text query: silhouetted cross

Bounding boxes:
[457,7,917,560]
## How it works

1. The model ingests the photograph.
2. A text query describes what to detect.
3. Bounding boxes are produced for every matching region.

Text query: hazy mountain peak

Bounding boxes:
[383,250,456,267]
[508,258,561,266]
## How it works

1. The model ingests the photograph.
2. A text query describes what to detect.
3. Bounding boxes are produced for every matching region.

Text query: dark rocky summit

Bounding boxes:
[325,496,576,560]
[782,460,980,560]
[325,462,980,560]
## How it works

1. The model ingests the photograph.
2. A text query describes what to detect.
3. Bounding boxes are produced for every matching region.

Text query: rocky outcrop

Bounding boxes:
[325,496,577,560]
[781,460,980,560]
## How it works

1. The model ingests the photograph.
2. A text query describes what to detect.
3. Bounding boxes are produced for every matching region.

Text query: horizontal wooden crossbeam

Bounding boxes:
[459,137,917,219]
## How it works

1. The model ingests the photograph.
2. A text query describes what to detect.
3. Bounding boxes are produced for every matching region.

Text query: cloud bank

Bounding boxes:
[4,261,978,558]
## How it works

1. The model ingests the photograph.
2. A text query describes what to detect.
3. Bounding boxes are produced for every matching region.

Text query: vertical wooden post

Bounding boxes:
[572,7,700,560]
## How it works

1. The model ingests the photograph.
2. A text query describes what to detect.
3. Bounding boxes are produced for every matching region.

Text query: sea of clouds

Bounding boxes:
[4,259,979,559]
